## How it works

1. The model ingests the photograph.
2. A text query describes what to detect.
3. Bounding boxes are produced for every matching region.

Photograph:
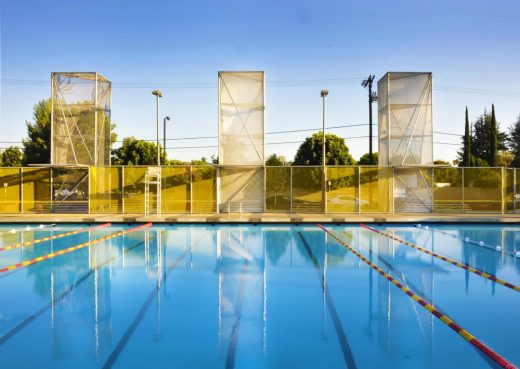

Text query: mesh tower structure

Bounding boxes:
[378,72,434,213]
[377,72,433,166]
[51,72,111,166]
[218,71,265,212]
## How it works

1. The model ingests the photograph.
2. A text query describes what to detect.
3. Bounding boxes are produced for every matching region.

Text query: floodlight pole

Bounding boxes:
[321,90,329,213]
[152,90,163,166]
[163,116,171,159]
[362,75,377,164]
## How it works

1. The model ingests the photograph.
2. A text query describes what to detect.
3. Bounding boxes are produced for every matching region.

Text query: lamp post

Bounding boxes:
[163,116,170,159]
[320,90,329,213]
[152,90,163,166]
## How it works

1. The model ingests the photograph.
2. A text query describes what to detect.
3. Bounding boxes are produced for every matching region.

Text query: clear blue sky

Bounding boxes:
[1,0,520,163]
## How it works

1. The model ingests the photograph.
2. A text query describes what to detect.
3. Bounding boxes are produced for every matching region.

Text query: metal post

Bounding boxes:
[190,166,193,214]
[94,73,98,166]
[514,168,517,214]
[290,166,293,213]
[20,168,23,214]
[156,96,160,166]
[358,167,361,214]
[461,168,465,214]
[163,116,170,159]
[152,90,163,166]
[263,166,266,212]
[392,167,395,214]
[122,166,125,214]
[501,166,505,214]
[321,90,328,214]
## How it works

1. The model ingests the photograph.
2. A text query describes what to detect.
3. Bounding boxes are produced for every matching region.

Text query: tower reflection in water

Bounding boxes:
[2,224,518,368]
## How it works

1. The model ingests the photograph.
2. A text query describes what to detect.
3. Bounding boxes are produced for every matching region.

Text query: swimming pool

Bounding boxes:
[0,223,519,369]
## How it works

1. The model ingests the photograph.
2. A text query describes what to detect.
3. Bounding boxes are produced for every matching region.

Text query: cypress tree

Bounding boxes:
[489,104,498,166]
[463,106,471,166]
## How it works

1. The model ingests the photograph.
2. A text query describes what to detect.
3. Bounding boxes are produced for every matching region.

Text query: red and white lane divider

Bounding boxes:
[360,223,520,293]
[0,223,111,253]
[0,223,152,274]
[318,224,516,369]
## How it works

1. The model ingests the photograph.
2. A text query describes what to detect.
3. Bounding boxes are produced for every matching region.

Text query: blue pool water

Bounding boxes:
[0,223,519,369]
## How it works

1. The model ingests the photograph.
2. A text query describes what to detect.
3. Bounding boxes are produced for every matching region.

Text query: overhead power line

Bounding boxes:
[2,77,520,97]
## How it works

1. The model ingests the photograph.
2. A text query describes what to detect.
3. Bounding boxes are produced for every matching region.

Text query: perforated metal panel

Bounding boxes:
[218,72,264,166]
[51,72,111,166]
[378,72,433,166]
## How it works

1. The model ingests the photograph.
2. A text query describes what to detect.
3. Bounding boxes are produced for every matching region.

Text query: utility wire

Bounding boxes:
[2,77,520,97]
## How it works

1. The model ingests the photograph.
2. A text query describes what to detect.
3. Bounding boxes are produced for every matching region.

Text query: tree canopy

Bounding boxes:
[266,153,288,166]
[357,152,378,165]
[1,146,23,167]
[293,132,355,166]
[112,137,166,165]
[508,114,520,167]
[22,99,51,165]
[458,107,507,167]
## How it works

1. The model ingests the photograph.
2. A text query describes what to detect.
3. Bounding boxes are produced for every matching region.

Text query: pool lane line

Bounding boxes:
[101,247,191,369]
[0,223,111,253]
[0,223,151,274]
[0,231,160,346]
[225,259,250,369]
[341,230,448,342]
[416,224,518,258]
[298,232,358,369]
[0,224,56,237]
[360,224,520,294]
[318,224,517,369]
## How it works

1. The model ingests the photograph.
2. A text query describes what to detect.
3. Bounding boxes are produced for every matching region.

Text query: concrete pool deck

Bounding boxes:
[0,212,519,224]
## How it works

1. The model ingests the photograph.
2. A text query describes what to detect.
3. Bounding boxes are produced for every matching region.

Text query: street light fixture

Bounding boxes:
[163,116,171,159]
[320,89,329,213]
[152,90,163,166]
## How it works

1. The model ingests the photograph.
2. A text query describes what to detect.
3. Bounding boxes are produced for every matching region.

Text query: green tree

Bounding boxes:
[112,137,167,165]
[489,104,498,166]
[460,106,472,166]
[357,152,378,165]
[496,150,514,167]
[22,99,51,165]
[266,153,288,166]
[1,146,23,167]
[433,160,450,165]
[293,132,355,166]
[508,114,520,167]
[461,109,506,167]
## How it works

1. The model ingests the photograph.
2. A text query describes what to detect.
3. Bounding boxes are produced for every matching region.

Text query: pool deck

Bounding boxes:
[0,212,519,224]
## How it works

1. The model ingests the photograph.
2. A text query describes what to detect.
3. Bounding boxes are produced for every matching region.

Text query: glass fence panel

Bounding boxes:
[327,167,359,213]
[433,167,463,213]
[505,168,515,214]
[360,167,390,213]
[0,168,21,213]
[51,168,89,214]
[266,167,291,212]
[123,167,147,213]
[220,167,264,212]
[90,167,122,213]
[162,167,190,213]
[291,167,323,213]
[22,168,51,213]
[513,168,520,214]
[192,166,216,213]
[463,167,502,213]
